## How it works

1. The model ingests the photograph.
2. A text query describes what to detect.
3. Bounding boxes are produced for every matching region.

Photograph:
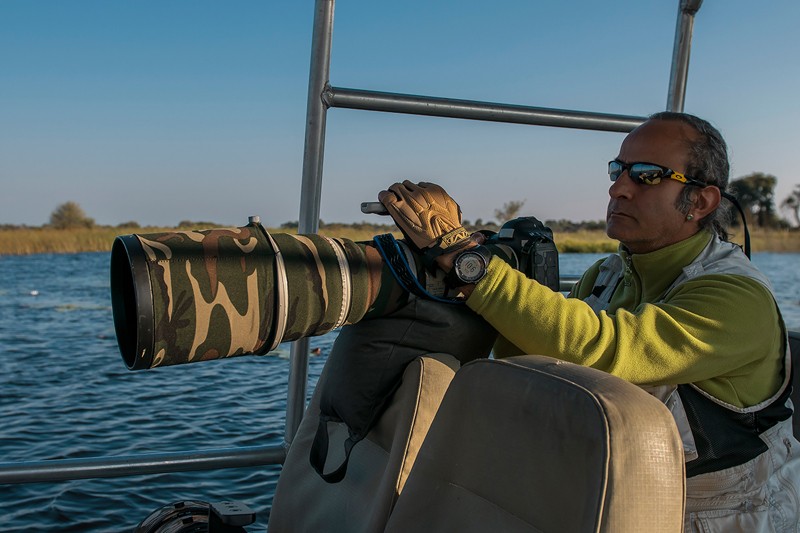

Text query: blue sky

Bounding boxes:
[1,1,798,228]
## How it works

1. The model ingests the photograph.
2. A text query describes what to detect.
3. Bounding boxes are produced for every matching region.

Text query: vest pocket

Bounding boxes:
[686,507,770,533]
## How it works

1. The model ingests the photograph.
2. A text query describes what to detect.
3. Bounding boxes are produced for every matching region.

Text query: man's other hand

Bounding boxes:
[378,180,471,254]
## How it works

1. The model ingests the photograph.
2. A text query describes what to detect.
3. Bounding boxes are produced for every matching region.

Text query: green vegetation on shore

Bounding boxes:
[1,223,798,256]
[2,191,799,256]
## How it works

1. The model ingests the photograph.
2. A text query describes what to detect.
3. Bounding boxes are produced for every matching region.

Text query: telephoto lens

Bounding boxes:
[110,219,372,370]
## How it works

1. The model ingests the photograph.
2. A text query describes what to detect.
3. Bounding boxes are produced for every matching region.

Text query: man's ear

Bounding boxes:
[693,186,722,219]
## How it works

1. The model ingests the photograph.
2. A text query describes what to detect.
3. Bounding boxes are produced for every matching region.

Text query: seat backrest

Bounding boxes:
[790,330,800,439]
[385,355,686,533]
[267,353,459,533]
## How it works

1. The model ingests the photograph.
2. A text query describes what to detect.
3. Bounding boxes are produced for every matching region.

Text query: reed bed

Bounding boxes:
[745,229,800,252]
[1,226,799,256]
[0,226,212,256]
[0,225,397,256]
[0,227,128,255]
[553,230,618,253]
[552,228,800,254]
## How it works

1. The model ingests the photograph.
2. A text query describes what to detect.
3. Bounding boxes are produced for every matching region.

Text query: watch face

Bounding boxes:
[455,250,487,284]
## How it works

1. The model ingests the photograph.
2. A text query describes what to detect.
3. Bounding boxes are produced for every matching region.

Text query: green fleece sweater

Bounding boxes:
[467,231,783,408]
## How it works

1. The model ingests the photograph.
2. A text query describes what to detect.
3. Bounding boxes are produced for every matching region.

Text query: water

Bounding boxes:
[1,252,798,532]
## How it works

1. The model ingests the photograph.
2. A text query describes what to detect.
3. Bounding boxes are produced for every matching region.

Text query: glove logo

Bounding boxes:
[439,228,470,250]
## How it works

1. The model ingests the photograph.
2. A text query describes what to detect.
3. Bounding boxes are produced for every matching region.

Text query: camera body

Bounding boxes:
[486,217,560,292]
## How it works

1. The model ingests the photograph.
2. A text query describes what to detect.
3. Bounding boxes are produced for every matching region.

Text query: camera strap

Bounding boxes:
[372,234,464,305]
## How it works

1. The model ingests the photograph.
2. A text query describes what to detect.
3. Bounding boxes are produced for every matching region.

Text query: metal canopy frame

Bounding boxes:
[0,0,701,486]
[287,0,701,442]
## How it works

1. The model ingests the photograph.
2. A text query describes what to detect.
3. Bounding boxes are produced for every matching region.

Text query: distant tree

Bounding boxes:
[494,200,526,223]
[728,173,778,227]
[117,221,140,229]
[780,184,800,227]
[49,201,95,229]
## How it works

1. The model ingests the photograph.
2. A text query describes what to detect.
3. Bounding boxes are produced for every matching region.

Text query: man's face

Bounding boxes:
[606,119,698,254]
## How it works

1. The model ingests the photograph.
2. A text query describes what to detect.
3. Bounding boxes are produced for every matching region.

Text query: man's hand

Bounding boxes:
[378,180,471,255]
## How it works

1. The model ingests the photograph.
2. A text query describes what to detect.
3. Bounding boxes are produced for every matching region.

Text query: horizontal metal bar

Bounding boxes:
[0,444,286,485]
[324,86,646,133]
[559,276,581,292]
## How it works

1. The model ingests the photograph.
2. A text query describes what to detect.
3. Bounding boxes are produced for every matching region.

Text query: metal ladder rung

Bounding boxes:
[325,85,645,133]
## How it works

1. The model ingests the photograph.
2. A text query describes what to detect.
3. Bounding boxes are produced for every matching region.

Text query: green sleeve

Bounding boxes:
[467,257,783,408]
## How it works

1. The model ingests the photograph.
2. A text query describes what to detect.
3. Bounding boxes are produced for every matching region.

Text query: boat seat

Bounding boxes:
[268,352,460,533]
[790,330,800,439]
[384,355,686,533]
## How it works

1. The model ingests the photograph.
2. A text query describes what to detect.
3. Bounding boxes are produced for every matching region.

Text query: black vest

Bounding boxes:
[679,376,793,477]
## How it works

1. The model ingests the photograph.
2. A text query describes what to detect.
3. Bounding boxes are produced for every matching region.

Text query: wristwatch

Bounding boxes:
[448,245,492,286]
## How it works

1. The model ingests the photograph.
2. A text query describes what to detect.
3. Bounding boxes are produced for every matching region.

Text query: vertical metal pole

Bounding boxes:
[285,0,335,446]
[666,0,703,112]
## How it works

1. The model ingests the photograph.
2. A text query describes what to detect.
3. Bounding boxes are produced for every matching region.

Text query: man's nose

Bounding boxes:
[609,172,634,198]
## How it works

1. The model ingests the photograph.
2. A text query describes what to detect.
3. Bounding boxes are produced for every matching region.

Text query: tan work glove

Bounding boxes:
[378,180,472,257]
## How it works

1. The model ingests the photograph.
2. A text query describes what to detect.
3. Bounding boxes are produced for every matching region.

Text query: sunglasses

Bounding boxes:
[608,159,707,187]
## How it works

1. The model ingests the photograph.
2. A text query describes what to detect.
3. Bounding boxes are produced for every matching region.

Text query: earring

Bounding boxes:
[686,214,694,221]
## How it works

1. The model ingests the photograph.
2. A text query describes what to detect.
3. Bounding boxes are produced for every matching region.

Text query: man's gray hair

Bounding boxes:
[649,111,733,240]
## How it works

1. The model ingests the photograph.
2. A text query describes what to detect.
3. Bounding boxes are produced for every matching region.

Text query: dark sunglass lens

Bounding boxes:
[631,164,665,185]
[608,161,623,181]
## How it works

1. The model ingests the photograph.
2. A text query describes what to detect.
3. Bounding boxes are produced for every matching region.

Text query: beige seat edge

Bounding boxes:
[267,352,460,533]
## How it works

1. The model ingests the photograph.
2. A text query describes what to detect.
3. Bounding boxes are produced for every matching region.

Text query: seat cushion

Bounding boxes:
[385,355,685,533]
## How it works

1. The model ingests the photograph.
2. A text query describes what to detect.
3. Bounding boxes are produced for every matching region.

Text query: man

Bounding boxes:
[377,112,800,531]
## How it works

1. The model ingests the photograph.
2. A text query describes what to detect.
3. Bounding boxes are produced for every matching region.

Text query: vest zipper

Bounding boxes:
[623,255,632,287]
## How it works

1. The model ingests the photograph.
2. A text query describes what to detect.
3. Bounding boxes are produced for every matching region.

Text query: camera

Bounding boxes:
[485,217,560,292]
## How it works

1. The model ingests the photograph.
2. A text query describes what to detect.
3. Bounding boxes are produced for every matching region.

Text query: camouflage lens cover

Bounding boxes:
[113,224,279,369]
[111,224,375,370]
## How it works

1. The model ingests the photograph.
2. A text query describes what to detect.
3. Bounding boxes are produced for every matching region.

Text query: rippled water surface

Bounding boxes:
[1,252,798,532]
